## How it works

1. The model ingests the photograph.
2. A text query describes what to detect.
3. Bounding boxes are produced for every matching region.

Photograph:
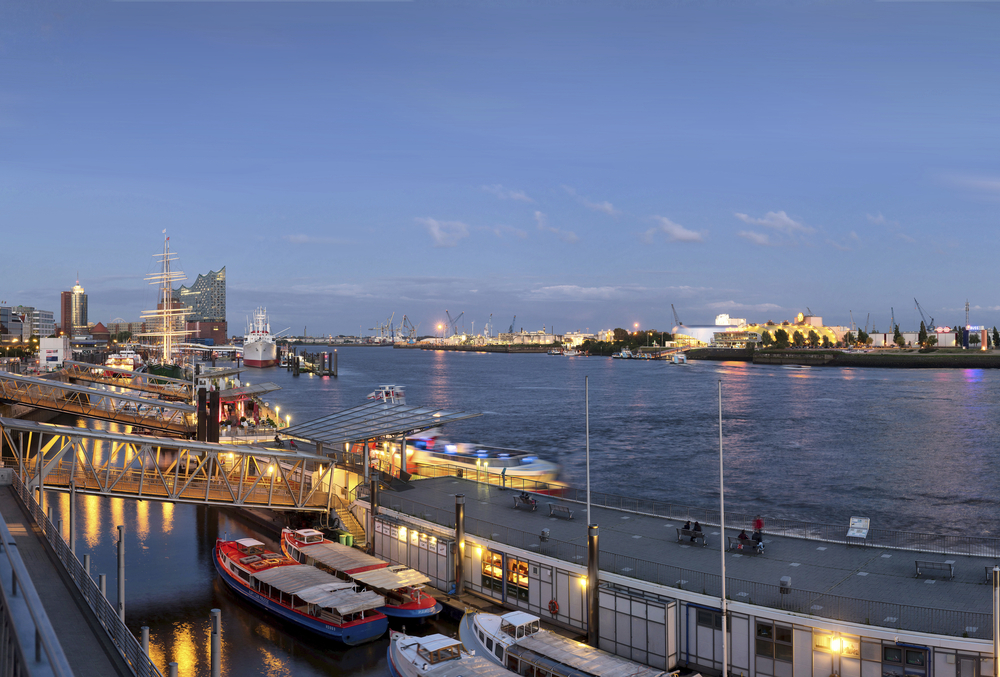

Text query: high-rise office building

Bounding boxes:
[69,281,88,336]
[60,291,72,336]
[0,307,24,343]
[173,267,227,344]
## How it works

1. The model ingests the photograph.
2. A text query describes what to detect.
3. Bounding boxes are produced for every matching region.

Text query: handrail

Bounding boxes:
[11,472,164,677]
[0,493,74,677]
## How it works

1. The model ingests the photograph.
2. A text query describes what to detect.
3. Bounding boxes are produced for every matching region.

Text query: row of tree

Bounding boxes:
[579,329,673,355]
[760,329,833,349]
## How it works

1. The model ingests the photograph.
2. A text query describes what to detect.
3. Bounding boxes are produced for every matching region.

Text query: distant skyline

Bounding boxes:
[3,1,999,336]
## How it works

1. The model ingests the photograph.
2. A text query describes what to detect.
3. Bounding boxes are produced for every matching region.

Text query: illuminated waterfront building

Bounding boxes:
[61,280,89,337]
[173,267,227,343]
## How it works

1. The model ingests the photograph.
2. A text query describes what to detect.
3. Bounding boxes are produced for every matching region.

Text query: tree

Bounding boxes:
[993,327,999,349]
[807,330,820,348]
[774,328,790,349]
[970,332,981,346]
[927,335,937,347]
[893,324,904,348]
[821,336,831,348]
[792,330,805,347]
[612,328,629,342]
[857,330,871,345]
[761,330,773,347]
[918,322,927,347]
[844,331,855,346]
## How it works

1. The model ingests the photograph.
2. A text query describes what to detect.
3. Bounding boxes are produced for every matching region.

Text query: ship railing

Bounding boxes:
[10,471,165,677]
[371,493,992,640]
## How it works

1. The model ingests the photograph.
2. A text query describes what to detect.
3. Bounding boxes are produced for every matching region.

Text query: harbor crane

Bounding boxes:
[850,310,855,332]
[399,315,420,340]
[508,315,516,333]
[914,298,934,331]
[671,304,683,327]
[445,310,464,336]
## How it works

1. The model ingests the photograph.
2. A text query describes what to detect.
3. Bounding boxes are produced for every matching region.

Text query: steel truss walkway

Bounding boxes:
[0,372,196,435]
[0,419,335,512]
[62,360,193,401]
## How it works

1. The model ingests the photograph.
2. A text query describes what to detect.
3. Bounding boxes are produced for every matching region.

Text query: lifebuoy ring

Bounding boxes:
[548,599,559,615]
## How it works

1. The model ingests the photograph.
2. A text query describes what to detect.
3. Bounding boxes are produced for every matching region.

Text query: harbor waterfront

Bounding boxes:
[23,348,1000,676]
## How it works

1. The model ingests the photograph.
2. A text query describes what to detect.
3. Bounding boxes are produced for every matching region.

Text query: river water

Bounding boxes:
[43,348,1000,676]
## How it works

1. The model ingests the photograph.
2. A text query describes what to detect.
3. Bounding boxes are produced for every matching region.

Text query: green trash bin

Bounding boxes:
[338,533,348,545]
[345,534,353,547]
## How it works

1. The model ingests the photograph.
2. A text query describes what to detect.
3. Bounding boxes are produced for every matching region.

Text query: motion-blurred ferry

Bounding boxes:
[407,436,561,483]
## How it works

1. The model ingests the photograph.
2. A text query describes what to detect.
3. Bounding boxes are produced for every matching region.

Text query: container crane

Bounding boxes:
[445,310,464,336]
[913,298,934,331]
[671,304,683,327]
[508,315,516,333]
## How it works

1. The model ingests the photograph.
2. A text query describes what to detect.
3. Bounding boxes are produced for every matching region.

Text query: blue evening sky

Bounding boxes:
[2,1,999,336]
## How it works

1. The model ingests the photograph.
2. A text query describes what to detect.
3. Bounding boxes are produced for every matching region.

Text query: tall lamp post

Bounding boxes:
[719,380,729,677]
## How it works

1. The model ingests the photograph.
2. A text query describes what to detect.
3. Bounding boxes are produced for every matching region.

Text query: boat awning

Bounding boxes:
[513,633,666,677]
[299,541,387,573]
[252,565,385,614]
[295,582,385,615]
[351,566,430,591]
[282,401,481,446]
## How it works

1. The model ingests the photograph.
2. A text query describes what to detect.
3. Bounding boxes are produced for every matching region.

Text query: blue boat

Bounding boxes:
[214,538,388,646]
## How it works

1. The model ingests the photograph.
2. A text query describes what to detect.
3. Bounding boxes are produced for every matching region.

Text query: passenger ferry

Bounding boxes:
[104,348,144,375]
[406,437,561,483]
[214,537,387,645]
[387,630,516,677]
[462,610,668,677]
[281,528,442,619]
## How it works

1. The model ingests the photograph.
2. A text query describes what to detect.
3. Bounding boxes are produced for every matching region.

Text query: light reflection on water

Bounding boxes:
[41,349,1000,673]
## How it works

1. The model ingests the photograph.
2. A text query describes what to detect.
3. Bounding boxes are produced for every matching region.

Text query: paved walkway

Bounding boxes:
[396,477,996,633]
[0,487,133,677]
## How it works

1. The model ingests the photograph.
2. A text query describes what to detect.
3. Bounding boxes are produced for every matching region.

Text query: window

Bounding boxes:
[883,648,902,663]
[495,643,504,660]
[696,609,730,631]
[756,622,792,663]
[906,651,925,667]
[486,637,493,651]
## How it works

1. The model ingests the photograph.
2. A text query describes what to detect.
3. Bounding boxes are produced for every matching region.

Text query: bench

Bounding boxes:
[513,495,537,512]
[676,528,707,546]
[727,536,764,555]
[915,560,954,580]
[548,504,574,520]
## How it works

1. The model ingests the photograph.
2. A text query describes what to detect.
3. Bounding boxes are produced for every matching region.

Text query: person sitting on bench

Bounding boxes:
[683,520,691,531]
[519,491,536,508]
[691,521,702,542]
[737,530,750,549]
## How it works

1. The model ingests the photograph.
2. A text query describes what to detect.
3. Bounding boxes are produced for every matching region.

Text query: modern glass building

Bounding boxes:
[173,267,226,322]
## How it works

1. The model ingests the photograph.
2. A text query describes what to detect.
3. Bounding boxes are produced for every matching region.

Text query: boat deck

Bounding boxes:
[398,477,993,634]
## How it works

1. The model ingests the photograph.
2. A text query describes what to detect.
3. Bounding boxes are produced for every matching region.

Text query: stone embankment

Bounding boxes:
[687,347,1000,368]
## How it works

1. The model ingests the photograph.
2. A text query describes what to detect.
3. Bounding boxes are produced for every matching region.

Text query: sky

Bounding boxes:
[2,0,999,337]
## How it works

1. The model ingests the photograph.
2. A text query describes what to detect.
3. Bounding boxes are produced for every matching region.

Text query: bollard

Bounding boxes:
[333,349,338,377]
[69,486,76,555]
[57,519,63,541]
[141,626,149,654]
[99,574,106,599]
[168,663,178,677]
[84,554,90,577]
[47,507,52,526]
[117,525,125,622]
[211,608,222,677]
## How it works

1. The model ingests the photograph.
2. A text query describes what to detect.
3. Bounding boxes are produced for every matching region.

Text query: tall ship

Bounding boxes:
[244,307,278,368]
[214,537,387,645]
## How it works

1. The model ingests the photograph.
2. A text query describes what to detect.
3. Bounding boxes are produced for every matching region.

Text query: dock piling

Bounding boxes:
[334,349,338,376]
[587,524,600,646]
[168,663,178,677]
[99,574,106,600]
[455,494,465,594]
[211,608,222,677]
[141,626,149,654]
[83,554,90,578]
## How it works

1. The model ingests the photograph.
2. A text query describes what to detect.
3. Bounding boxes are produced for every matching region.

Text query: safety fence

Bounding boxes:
[11,473,164,677]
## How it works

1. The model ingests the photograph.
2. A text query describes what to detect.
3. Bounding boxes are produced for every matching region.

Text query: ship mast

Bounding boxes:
[141,231,190,364]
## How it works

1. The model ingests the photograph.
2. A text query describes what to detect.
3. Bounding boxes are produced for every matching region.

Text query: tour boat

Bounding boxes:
[213,537,387,645]
[562,349,580,357]
[281,528,442,619]
[671,353,687,364]
[244,307,278,368]
[405,437,561,483]
[547,348,562,355]
[462,610,667,677]
[367,384,406,404]
[388,630,516,677]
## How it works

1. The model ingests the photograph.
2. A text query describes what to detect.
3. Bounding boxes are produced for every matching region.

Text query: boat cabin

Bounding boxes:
[291,529,325,545]
[500,612,540,640]
[414,635,463,664]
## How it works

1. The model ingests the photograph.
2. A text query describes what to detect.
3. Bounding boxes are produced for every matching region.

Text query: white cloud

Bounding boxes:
[482,184,534,203]
[896,232,916,243]
[562,185,619,216]
[534,211,578,243]
[416,217,469,247]
[706,300,783,313]
[826,239,851,252]
[866,212,886,225]
[735,210,813,234]
[528,285,633,301]
[946,175,1000,194]
[643,216,704,243]
[738,230,771,246]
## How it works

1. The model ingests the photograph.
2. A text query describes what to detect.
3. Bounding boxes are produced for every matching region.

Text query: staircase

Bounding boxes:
[332,494,367,546]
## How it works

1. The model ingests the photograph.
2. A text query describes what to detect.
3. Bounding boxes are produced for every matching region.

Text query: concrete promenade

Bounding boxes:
[398,477,993,632]
[0,487,133,677]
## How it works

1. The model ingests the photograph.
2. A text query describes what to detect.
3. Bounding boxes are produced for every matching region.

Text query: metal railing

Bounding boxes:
[0,482,74,677]
[372,492,993,640]
[11,473,164,677]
